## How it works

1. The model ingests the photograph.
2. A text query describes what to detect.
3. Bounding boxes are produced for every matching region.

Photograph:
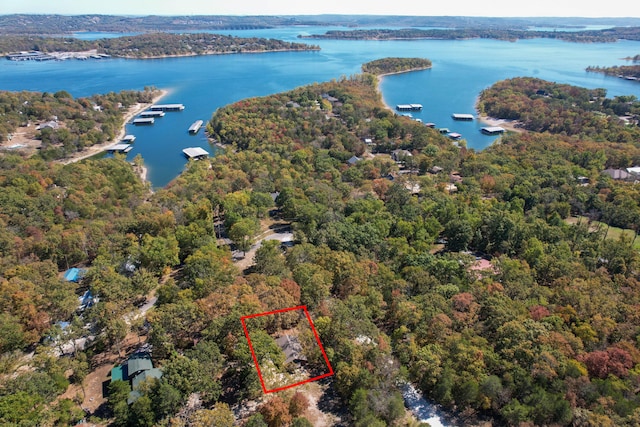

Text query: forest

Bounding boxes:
[300,26,640,43]
[1,64,640,426]
[0,87,160,160]
[0,33,319,59]
[477,77,640,142]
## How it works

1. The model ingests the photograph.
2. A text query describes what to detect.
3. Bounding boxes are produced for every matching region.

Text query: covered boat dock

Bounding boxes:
[183,147,209,160]
[481,126,506,135]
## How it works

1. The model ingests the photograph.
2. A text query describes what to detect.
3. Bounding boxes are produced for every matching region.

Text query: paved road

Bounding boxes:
[233,228,293,270]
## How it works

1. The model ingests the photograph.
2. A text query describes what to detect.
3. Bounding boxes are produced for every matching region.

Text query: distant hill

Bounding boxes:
[2,14,640,35]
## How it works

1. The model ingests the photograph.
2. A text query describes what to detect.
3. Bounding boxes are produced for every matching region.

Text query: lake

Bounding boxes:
[2,26,640,187]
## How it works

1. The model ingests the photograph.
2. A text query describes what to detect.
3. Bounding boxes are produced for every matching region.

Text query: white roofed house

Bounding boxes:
[36,120,59,131]
[602,168,632,181]
[391,149,413,162]
[627,166,640,178]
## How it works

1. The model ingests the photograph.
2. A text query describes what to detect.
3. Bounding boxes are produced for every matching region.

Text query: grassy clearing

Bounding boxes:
[566,216,640,250]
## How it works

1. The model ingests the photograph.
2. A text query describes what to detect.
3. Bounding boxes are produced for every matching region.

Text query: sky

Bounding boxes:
[2,0,639,18]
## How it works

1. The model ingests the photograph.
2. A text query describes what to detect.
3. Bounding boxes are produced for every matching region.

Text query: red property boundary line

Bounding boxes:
[240,305,334,394]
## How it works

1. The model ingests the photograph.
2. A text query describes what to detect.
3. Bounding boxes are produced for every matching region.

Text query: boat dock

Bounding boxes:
[452,113,474,121]
[183,147,209,160]
[188,120,204,134]
[396,104,423,112]
[122,135,136,143]
[150,104,185,111]
[447,132,463,140]
[139,110,165,118]
[107,144,133,153]
[481,126,506,135]
[132,118,154,125]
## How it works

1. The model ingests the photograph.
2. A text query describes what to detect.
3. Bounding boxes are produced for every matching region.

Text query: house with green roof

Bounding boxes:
[110,351,162,404]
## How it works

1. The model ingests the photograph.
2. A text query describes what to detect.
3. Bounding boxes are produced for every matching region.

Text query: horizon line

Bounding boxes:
[1,13,639,19]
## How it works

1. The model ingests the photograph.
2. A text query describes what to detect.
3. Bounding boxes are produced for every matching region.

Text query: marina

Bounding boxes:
[150,104,185,111]
[188,120,204,134]
[132,117,155,125]
[6,51,55,61]
[396,103,423,111]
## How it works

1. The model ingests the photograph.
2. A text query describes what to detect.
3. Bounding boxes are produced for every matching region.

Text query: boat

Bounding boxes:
[188,120,204,134]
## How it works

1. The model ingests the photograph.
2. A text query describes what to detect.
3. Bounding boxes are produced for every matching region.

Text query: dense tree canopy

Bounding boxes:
[1,66,640,426]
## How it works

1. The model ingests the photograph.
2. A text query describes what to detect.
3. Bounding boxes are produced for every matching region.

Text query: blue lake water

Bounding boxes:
[2,26,640,187]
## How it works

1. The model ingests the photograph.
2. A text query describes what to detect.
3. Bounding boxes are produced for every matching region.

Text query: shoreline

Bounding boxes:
[477,115,525,133]
[59,89,168,166]
[95,48,320,60]
[376,67,432,112]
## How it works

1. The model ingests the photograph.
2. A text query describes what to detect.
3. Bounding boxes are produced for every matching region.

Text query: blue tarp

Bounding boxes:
[63,268,85,282]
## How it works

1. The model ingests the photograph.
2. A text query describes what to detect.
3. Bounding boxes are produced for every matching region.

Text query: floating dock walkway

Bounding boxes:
[188,120,204,134]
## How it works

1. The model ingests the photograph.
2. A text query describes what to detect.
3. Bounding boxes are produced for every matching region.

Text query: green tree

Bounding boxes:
[229,217,260,255]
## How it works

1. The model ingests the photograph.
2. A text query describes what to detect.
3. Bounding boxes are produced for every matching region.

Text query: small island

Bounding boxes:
[2,33,320,60]
[362,57,432,75]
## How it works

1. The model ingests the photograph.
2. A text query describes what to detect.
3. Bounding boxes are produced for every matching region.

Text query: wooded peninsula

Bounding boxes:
[586,64,640,80]
[1,57,640,426]
[0,33,320,59]
[300,26,640,43]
